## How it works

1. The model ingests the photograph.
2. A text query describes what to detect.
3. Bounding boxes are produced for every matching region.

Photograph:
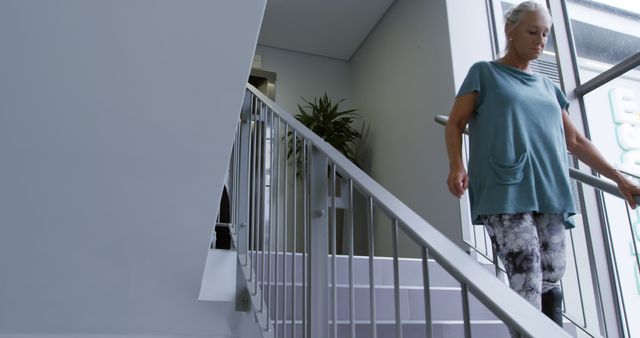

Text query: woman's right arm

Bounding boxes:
[445,93,477,198]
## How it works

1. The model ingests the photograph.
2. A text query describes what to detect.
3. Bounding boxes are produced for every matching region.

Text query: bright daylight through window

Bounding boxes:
[567,1,640,336]
[487,1,640,336]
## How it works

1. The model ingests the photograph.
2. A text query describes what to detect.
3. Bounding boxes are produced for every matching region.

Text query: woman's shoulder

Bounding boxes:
[466,61,500,77]
[469,60,493,70]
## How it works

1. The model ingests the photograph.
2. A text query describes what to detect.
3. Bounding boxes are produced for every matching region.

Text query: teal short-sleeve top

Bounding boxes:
[457,61,576,227]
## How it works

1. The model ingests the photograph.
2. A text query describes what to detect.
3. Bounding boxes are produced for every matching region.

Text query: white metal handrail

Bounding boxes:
[227,85,572,338]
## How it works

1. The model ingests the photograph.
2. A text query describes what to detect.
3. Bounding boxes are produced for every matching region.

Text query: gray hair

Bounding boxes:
[504,1,551,29]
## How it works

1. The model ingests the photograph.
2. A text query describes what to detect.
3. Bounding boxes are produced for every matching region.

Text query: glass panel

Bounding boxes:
[566,0,640,82]
[581,68,640,337]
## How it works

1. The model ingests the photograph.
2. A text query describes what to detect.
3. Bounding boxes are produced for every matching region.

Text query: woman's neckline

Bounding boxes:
[490,60,538,78]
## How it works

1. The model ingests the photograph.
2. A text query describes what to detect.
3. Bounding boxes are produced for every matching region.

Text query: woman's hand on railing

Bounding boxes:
[447,165,469,198]
[614,172,640,209]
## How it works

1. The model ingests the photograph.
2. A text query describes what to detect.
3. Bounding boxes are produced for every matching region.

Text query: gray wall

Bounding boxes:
[254,0,496,256]
[350,0,462,255]
[0,1,265,337]
[254,45,353,115]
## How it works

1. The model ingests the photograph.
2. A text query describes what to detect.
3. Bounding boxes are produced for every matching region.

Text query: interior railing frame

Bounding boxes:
[225,84,576,338]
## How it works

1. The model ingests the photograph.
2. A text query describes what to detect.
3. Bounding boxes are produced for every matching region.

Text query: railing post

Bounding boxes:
[236,90,252,278]
[309,145,329,338]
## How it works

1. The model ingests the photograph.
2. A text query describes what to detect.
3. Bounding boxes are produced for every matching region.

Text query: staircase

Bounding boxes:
[242,252,578,338]
[225,85,574,338]
[227,74,640,338]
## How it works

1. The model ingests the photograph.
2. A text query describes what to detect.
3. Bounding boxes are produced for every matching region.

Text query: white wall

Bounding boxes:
[254,45,353,115]
[445,0,495,245]
[350,0,463,254]
[0,1,265,337]
[446,0,495,90]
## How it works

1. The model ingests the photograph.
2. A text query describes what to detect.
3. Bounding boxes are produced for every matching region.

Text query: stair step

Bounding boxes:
[250,252,480,288]
[263,283,498,322]
[267,321,578,338]
[244,252,577,337]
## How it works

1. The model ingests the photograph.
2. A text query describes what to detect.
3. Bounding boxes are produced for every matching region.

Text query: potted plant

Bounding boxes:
[287,93,362,171]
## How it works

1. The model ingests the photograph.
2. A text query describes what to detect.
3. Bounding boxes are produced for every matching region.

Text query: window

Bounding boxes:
[483,0,640,336]
[566,1,640,335]
[568,0,640,81]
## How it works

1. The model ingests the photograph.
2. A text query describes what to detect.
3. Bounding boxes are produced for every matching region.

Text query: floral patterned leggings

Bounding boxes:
[480,212,566,321]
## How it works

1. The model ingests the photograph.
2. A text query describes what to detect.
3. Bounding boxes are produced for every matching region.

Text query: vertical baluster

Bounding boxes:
[274,116,280,338]
[559,279,567,324]
[309,146,329,338]
[236,118,242,236]
[234,115,242,237]
[569,230,586,326]
[368,197,377,338]
[302,139,309,338]
[246,96,253,271]
[392,220,403,338]
[461,283,471,338]
[282,124,289,338]
[258,103,266,311]
[236,92,251,270]
[251,97,260,295]
[482,227,489,258]
[231,123,238,234]
[348,180,355,338]
[422,248,433,338]
[252,98,261,296]
[235,119,242,259]
[254,101,264,300]
[266,109,274,331]
[492,244,500,278]
[472,221,479,250]
[236,120,242,236]
[248,95,256,280]
[331,164,337,338]
[291,131,297,338]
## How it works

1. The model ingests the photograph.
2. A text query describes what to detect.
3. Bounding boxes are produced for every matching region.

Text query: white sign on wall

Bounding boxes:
[611,88,640,176]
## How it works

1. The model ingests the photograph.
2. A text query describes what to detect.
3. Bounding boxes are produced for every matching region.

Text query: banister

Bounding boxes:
[434,114,640,205]
[246,84,571,337]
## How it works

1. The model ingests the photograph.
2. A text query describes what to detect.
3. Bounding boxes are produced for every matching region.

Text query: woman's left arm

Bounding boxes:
[562,109,640,209]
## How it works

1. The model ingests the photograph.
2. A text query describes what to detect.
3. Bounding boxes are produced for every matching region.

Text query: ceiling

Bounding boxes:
[257,0,396,60]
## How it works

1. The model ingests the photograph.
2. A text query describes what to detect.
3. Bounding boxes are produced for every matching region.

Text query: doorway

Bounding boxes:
[248,68,276,100]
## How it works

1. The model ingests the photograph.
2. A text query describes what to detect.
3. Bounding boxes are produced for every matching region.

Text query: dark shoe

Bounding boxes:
[541,287,563,327]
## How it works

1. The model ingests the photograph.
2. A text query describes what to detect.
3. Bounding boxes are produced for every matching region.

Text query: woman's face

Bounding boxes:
[507,10,551,61]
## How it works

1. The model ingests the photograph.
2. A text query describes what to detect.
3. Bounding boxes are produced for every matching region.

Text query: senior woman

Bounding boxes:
[444,0,640,331]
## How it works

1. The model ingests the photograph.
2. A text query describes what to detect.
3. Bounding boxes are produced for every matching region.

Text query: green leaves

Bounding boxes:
[294,93,362,163]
